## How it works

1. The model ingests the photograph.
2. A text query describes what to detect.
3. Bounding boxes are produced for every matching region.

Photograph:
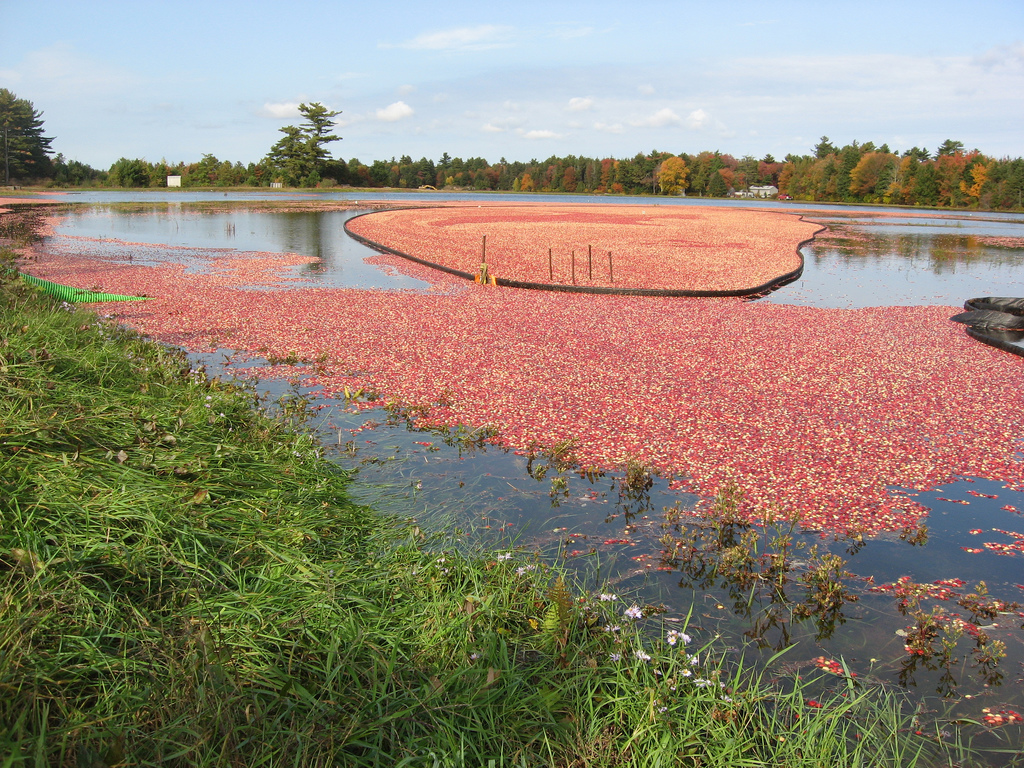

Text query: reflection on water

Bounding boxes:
[764,220,1024,308]
[53,205,433,291]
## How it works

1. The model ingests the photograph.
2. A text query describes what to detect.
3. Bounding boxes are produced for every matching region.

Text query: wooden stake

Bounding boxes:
[571,250,576,285]
[608,251,613,283]
[548,248,553,281]
[588,244,593,279]
[482,234,487,264]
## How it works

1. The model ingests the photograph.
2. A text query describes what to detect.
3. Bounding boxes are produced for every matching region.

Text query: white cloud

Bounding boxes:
[971,42,1024,72]
[594,121,625,134]
[568,97,593,111]
[638,84,655,95]
[386,25,514,52]
[334,113,361,128]
[520,129,560,140]
[397,84,416,96]
[685,109,709,129]
[376,101,415,121]
[479,114,526,133]
[632,108,683,128]
[262,102,302,119]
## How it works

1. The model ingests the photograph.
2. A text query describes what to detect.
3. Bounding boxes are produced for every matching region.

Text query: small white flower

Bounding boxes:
[603,625,621,633]
[496,553,513,561]
[666,629,691,646]
[610,653,622,662]
[624,604,643,620]
[469,653,480,661]
[599,593,618,602]
[681,669,692,678]
[635,650,651,662]
[516,564,536,575]
[695,678,713,688]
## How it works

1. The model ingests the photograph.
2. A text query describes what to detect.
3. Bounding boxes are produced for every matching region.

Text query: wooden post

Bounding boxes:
[571,250,576,285]
[548,248,553,281]
[479,235,489,285]
[608,251,613,283]
[588,245,593,279]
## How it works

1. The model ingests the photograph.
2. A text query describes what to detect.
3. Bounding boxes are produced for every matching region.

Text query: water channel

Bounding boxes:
[41,191,1024,747]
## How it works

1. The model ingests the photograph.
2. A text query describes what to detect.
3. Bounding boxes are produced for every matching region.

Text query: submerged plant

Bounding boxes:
[658,480,861,648]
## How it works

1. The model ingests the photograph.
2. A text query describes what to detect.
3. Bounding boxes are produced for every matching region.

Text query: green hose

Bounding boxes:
[20,273,150,302]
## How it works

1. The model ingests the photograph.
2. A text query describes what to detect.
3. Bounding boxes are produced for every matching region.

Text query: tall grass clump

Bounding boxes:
[0,234,972,766]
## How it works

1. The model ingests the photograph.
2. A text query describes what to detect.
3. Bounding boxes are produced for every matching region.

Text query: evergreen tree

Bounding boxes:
[708,169,728,197]
[912,163,940,206]
[266,102,341,186]
[1,89,54,183]
[814,136,836,159]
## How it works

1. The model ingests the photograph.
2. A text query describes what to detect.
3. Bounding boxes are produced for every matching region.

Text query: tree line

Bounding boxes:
[4,89,1023,211]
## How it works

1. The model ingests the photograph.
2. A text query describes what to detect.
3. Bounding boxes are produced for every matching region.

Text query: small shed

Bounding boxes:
[166,175,182,187]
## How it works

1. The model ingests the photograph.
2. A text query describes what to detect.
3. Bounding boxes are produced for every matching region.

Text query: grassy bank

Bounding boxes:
[0,225,974,766]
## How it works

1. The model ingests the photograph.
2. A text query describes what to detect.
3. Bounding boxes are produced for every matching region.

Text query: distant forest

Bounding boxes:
[4,88,1021,210]
[47,136,1024,212]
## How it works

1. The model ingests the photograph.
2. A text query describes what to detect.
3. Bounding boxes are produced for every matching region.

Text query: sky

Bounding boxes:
[3,0,1023,169]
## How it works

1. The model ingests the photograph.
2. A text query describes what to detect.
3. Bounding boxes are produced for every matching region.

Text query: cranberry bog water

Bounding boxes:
[25,195,1024,753]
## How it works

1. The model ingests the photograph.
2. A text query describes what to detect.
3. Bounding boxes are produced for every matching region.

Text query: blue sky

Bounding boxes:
[3,0,1023,169]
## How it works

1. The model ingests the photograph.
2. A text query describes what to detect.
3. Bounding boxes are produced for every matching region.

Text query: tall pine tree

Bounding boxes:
[266,102,341,186]
[1,90,54,184]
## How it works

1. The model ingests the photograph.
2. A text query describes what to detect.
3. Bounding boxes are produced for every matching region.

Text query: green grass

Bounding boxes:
[0,235,993,767]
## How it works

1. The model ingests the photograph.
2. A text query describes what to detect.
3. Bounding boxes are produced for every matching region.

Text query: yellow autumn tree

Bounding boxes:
[658,156,689,195]
[960,161,990,202]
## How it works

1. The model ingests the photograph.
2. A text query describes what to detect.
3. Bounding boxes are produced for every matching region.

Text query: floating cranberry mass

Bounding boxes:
[24,203,1024,535]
